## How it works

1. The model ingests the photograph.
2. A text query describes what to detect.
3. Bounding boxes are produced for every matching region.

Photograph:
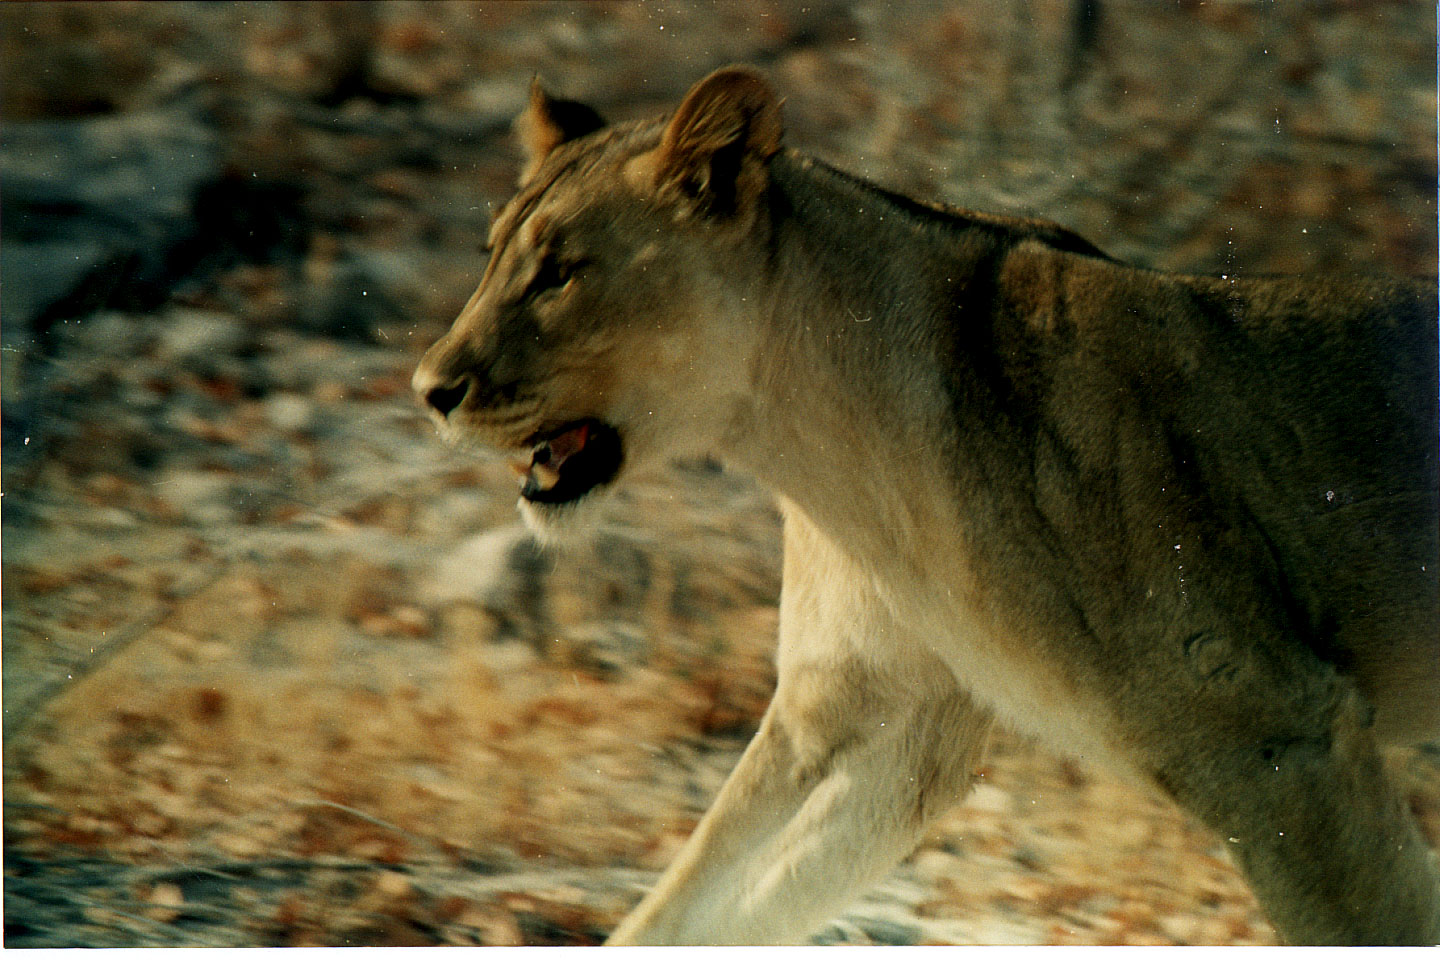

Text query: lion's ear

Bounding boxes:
[655,66,782,218]
[513,78,605,184]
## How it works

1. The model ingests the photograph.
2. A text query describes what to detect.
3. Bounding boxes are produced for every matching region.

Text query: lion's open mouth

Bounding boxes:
[517,419,623,505]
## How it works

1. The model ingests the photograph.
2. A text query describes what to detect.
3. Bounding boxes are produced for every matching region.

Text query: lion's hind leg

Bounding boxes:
[1149,677,1440,944]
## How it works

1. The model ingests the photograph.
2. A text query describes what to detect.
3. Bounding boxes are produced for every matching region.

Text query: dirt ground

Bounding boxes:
[3,0,1437,946]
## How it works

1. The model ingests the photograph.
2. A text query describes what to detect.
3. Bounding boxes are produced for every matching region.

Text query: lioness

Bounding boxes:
[412,66,1440,945]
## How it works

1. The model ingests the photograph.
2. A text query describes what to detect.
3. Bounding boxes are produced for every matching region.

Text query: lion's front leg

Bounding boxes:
[607,566,991,945]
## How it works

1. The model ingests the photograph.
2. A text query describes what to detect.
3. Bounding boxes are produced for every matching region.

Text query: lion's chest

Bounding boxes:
[780,516,1125,771]
[873,557,1125,770]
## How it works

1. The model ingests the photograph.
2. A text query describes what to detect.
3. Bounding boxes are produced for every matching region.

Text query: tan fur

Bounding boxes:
[413,66,1440,945]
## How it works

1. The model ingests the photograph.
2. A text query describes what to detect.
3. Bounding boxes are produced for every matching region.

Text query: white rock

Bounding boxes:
[966,782,1012,815]
[157,308,246,363]
[420,524,531,607]
[263,392,315,433]
[153,468,236,524]
[413,489,490,539]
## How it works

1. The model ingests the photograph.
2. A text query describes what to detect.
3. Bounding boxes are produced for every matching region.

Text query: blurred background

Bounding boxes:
[3,0,1436,946]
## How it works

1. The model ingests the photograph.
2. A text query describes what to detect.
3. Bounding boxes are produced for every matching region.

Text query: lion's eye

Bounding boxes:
[529,256,587,296]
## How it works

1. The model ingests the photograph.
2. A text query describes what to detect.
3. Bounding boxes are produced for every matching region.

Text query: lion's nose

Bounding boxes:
[412,358,475,418]
[422,377,472,417]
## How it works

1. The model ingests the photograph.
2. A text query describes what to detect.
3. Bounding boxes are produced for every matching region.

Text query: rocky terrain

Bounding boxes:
[3,0,1437,946]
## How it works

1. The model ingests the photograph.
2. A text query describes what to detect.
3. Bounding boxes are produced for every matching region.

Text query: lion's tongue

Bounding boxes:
[528,422,590,491]
[543,422,590,466]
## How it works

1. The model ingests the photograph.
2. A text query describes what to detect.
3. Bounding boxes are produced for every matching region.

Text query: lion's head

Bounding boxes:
[412,67,782,533]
